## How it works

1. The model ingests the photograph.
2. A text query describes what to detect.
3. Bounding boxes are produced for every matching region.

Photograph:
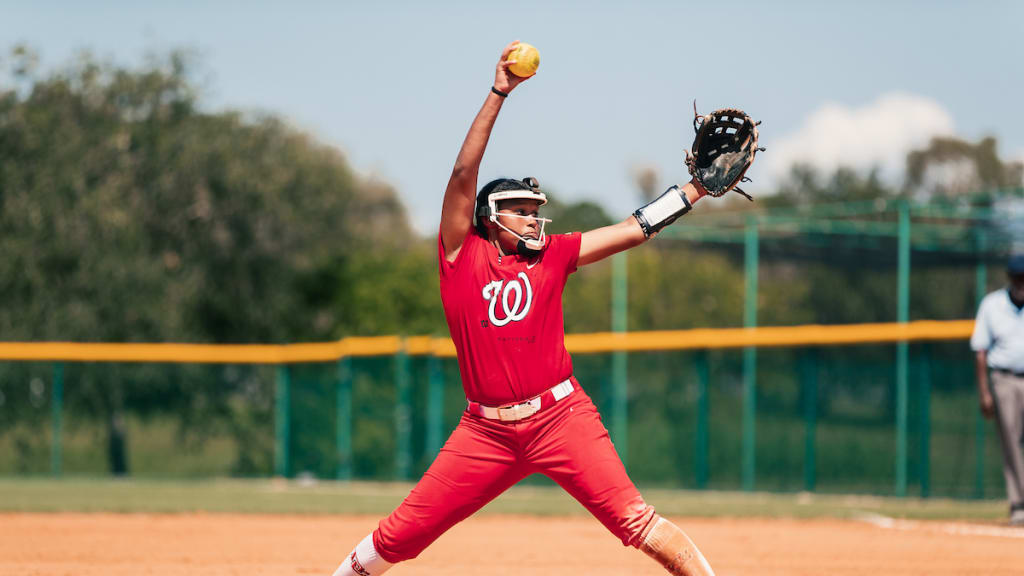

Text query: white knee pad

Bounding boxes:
[332,533,393,576]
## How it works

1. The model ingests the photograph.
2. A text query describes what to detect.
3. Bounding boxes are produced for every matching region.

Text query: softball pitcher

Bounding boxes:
[332,41,759,576]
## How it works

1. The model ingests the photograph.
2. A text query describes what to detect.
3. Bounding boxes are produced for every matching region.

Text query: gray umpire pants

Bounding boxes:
[991,370,1024,506]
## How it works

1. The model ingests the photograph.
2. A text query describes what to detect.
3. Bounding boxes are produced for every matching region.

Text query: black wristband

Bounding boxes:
[491,86,509,98]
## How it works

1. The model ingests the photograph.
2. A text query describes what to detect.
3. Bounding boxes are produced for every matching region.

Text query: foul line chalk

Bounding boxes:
[856,513,1024,540]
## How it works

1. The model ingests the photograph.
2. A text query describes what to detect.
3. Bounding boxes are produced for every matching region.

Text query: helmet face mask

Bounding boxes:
[492,203,551,255]
[475,178,552,256]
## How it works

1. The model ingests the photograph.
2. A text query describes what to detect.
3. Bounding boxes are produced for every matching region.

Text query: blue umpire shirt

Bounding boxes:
[972,288,1024,373]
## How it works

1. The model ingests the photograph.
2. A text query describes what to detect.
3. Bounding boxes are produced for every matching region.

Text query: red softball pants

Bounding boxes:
[372,380,656,563]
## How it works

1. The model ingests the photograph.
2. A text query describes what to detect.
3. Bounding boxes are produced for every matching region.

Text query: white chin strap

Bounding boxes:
[492,213,551,251]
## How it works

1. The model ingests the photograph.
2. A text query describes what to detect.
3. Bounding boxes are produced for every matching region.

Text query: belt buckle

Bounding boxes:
[497,401,538,422]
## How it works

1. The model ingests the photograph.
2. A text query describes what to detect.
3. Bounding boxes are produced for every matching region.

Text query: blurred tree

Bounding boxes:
[542,194,615,235]
[0,48,417,474]
[906,136,1024,200]
[631,165,660,202]
[766,164,890,206]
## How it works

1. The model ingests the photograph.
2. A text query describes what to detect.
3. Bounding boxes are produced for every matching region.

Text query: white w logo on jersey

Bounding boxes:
[481,272,533,327]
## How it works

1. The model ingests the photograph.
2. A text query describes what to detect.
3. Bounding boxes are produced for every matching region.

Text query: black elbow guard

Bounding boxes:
[633,185,692,238]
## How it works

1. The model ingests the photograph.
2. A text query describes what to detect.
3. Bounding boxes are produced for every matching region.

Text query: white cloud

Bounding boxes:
[762,93,955,186]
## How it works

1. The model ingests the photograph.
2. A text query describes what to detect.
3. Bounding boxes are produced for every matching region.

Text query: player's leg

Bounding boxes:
[331,413,526,575]
[636,515,715,576]
[334,533,390,576]
[1014,375,1024,524]
[526,389,714,576]
[991,371,1024,514]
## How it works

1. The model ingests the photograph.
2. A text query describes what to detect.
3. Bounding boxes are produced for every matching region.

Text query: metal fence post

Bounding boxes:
[51,362,64,477]
[612,251,629,466]
[918,344,931,498]
[275,364,291,478]
[426,352,445,460]
[695,350,709,489]
[801,349,818,492]
[394,341,412,481]
[742,214,759,492]
[895,199,910,497]
[974,234,988,499]
[336,356,353,481]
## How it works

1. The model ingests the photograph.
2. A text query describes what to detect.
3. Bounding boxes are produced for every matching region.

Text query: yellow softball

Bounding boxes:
[507,43,540,77]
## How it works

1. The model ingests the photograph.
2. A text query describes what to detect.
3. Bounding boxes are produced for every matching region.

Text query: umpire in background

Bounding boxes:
[972,254,1024,525]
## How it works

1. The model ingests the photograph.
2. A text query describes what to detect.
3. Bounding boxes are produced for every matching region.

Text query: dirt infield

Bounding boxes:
[3,513,1023,575]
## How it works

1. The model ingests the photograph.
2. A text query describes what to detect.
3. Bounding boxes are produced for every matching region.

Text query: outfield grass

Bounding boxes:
[0,477,1009,521]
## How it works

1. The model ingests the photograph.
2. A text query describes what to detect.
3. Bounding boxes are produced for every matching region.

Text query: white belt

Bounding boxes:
[468,378,574,422]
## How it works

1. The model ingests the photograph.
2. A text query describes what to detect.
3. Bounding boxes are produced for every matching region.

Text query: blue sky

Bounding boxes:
[3,1,1022,232]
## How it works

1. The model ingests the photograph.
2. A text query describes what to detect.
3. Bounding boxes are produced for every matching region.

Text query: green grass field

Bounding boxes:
[0,477,1009,521]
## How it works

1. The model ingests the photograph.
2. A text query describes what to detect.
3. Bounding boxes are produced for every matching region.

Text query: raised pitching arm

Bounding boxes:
[440,41,533,263]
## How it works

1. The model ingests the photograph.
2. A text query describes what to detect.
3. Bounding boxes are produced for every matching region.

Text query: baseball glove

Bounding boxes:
[685,103,764,201]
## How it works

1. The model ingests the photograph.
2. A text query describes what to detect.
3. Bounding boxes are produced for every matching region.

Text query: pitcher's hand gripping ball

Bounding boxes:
[506,42,540,77]
[686,104,765,201]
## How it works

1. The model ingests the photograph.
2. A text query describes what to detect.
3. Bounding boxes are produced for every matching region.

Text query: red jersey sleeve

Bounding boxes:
[437,227,482,278]
[546,232,583,276]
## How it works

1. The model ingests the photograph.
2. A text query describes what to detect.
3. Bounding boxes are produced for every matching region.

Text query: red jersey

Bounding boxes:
[438,229,582,406]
